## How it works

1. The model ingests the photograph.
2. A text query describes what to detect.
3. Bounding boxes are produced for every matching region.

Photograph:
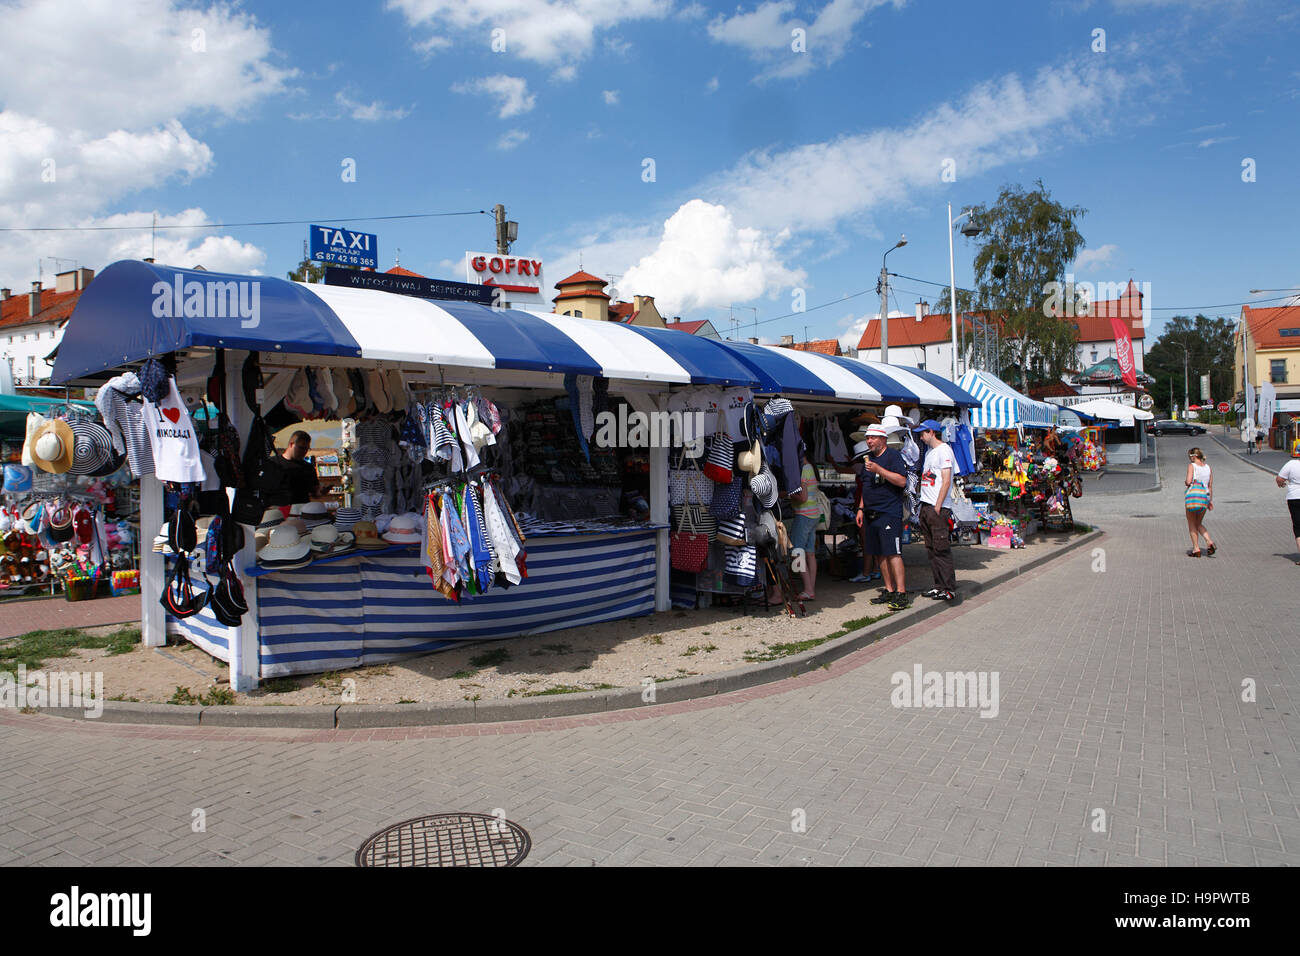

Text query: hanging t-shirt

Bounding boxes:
[952,424,976,476]
[142,376,205,483]
[919,442,956,508]
[825,418,850,464]
[667,387,712,448]
[719,388,752,441]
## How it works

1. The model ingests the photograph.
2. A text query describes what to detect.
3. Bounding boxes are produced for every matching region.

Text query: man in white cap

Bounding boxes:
[855,425,910,609]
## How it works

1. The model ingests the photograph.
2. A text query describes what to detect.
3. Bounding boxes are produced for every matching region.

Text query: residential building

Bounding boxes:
[0,268,94,385]
[1063,279,1147,374]
[662,317,721,339]
[856,311,977,372]
[551,270,667,328]
[1235,302,1300,418]
[777,335,842,356]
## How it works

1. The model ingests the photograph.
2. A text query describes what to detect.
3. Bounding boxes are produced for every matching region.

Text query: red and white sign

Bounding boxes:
[1217,402,1230,414]
[464,251,546,308]
[1108,313,1138,388]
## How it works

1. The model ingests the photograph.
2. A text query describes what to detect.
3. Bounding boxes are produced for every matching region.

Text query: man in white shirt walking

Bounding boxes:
[1276,438,1300,564]
[913,419,958,603]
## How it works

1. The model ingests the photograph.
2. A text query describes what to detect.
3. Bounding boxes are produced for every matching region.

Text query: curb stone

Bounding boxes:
[1209,432,1282,476]
[42,530,1103,730]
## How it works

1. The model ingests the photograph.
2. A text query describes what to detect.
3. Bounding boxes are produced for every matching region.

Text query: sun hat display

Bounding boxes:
[749,467,778,509]
[333,507,362,531]
[281,516,309,537]
[31,419,75,473]
[850,411,881,426]
[352,520,387,549]
[3,464,32,493]
[257,508,285,529]
[912,418,946,434]
[850,440,871,461]
[382,513,423,544]
[66,419,115,476]
[310,524,355,554]
[257,525,310,565]
[22,502,44,536]
[299,501,331,528]
[47,507,75,543]
[883,404,904,419]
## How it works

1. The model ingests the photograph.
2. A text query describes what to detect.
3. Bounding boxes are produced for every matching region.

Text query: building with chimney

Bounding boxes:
[0,268,95,385]
[552,270,666,328]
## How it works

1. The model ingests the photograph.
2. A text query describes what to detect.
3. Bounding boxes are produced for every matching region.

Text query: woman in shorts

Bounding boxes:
[1184,447,1216,557]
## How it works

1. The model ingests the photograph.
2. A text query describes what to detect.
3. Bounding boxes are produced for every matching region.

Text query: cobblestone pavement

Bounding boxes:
[2,432,1297,867]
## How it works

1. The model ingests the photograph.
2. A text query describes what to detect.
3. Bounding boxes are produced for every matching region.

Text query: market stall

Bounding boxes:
[1050,397,1154,465]
[52,260,982,686]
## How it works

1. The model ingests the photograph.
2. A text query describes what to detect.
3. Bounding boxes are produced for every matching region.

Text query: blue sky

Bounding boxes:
[2,0,1298,350]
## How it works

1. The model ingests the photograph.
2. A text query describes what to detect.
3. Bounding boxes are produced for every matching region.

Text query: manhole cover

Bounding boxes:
[356,813,531,867]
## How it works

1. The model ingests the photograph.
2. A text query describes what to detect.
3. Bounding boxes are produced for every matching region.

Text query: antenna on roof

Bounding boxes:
[395,248,401,267]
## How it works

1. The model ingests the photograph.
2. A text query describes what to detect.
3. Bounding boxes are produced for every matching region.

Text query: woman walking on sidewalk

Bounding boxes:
[1184,447,1216,557]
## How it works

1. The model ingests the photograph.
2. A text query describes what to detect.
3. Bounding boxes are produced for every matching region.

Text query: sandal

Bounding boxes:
[797,593,815,601]
[1207,544,1216,556]
[1186,550,1201,558]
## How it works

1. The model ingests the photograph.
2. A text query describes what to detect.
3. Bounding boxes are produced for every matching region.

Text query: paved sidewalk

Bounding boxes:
[2,432,1297,867]
[0,593,139,640]
[1208,432,1291,475]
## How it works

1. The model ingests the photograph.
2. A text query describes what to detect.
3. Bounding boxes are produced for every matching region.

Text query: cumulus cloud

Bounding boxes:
[708,0,905,81]
[0,0,289,289]
[619,200,805,314]
[603,89,620,105]
[388,0,671,71]
[837,309,907,352]
[497,129,530,150]
[1074,244,1119,270]
[452,75,536,118]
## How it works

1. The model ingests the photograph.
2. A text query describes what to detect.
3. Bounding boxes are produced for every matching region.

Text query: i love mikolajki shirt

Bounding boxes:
[142,376,205,483]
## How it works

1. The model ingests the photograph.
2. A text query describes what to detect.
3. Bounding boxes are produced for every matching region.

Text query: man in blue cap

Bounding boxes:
[913,419,958,603]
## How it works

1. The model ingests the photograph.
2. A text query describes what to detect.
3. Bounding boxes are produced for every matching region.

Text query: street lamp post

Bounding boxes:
[879,236,907,365]
[1171,341,1190,419]
[947,204,982,381]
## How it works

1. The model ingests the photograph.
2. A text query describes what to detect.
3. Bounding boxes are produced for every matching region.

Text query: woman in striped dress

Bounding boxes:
[1184,447,1216,557]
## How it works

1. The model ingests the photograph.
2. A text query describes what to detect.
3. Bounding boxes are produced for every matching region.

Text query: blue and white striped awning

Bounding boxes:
[956,370,1059,429]
[52,260,981,409]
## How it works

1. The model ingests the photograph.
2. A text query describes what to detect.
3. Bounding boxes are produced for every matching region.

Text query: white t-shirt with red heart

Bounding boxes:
[142,375,205,483]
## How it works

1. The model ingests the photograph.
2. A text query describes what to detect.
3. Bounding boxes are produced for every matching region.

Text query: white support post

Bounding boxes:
[223,349,260,692]
[625,391,670,612]
[139,473,165,647]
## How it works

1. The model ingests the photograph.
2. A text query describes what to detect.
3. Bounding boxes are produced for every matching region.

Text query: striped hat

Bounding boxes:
[749,467,778,509]
[67,419,115,476]
[333,507,362,531]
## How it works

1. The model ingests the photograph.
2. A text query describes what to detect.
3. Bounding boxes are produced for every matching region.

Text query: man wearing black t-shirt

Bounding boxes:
[855,424,910,610]
[279,430,320,505]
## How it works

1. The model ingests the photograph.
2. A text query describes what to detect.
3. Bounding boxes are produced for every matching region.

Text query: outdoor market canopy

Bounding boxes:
[956,370,1060,429]
[51,261,980,407]
[1074,357,1156,386]
[1057,398,1155,426]
[0,393,98,438]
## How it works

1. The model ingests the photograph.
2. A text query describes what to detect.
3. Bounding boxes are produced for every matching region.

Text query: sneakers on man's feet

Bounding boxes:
[932,589,958,603]
[869,591,895,605]
[921,588,944,599]
[887,592,911,611]
[849,573,871,583]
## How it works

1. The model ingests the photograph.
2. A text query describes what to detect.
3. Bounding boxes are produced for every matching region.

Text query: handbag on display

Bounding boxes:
[723,543,757,587]
[711,472,743,519]
[670,502,710,573]
[702,411,734,484]
[716,513,748,547]
[668,452,711,508]
[160,554,208,619]
[671,504,716,542]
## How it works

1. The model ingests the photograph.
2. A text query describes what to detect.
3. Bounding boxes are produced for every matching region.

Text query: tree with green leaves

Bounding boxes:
[961,180,1087,391]
[1145,314,1236,417]
[287,258,325,283]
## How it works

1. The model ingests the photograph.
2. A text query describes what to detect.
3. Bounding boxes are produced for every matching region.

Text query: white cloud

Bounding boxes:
[706,76,720,93]
[1197,135,1237,147]
[497,129,530,150]
[837,309,907,352]
[603,89,620,105]
[706,61,1131,236]
[1074,244,1119,270]
[290,90,411,122]
[0,0,289,289]
[619,200,805,314]
[708,0,905,81]
[387,0,671,70]
[452,75,536,118]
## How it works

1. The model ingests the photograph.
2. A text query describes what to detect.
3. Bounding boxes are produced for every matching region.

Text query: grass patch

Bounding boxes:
[745,637,834,663]
[468,647,510,668]
[450,669,478,680]
[641,634,663,645]
[647,670,698,683]
[108,694,140,702]
[682,644,718,657]
[521,682,616,697]
[167,685,236,706]
[0,625,141,672]
[820,612,891,642]
[462,694,481,702]
[399,698,417,704]
[260,678,297,694]
[315,671,342,690]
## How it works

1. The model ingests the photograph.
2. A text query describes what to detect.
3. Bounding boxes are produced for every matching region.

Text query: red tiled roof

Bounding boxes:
[554,270,606,288]
[0,288,82,330]
[553,288,610,302]
[857,313,978,350]
[665,319,710,335]
[385,266,425,277]
[1242,304,1300,350]
[609,302,635,322]
[1051,280,1146,340]
[781,339,842,356]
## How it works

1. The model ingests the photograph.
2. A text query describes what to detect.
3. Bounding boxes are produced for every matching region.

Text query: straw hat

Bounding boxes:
[310,524,355,555]
[382,514,423,544]
[31,419,75,474]
[352,521,387,549]
[257,525,310,566]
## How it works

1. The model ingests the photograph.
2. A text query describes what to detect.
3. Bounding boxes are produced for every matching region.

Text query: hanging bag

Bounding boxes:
[1185,480,1210,511]
[712,472,743,519]
[160,554,208,619]
[702,410,734,484]
[670,498,710,573]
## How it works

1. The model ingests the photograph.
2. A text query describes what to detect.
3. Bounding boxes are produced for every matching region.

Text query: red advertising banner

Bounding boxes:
[1109,314,1138,388]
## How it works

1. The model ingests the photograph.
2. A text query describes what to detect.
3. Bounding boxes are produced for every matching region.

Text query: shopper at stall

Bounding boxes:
[275,430,320,507]
[788,442,820,601]
[1183,447,1216,557]
[848,457,881,584]
[855,425,909,610]
[914,420,958,602]
[1277,439,1300,565]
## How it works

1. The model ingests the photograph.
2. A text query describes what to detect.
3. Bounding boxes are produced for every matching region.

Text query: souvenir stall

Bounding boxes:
[1050,397,1154,465]
[1,395,139,599]
[51,261,774,687]
[953,369,1078,542]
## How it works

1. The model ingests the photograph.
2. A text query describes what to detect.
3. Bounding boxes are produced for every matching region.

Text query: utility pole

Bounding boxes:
[879,235,907,364]
[493,204,518,255]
